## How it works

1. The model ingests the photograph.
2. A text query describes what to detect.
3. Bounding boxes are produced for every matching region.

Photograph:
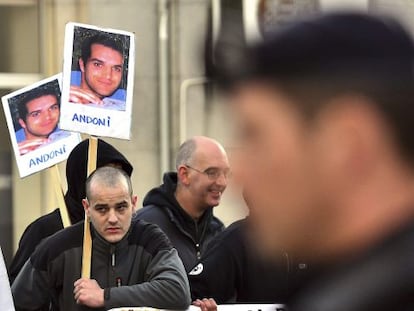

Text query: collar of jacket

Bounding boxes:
[90,220,132,256]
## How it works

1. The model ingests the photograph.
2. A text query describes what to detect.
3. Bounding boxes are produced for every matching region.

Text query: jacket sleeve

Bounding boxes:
[105,248,191,310]
[11,259,50,311]
[9,222,45,285]
[9,211,63,285]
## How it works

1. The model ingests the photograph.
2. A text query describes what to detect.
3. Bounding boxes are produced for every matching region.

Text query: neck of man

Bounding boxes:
[25,130,48,140]
[175,185,207,221]
[310,158,414,264]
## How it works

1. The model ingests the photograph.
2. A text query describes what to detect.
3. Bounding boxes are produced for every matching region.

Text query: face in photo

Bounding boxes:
[79,42,124,99]
[68,30,130,111]
[14,82,69,155]
[19,94,60,140]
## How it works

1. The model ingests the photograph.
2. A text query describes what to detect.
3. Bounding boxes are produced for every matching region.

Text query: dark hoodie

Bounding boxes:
[9,139,133,283]
[137,172,224,272]
[64,139,133,224]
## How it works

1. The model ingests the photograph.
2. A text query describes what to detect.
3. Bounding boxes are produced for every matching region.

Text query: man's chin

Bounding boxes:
[96,89,116,98]
[102,233,124,244]
[206,198,221,208]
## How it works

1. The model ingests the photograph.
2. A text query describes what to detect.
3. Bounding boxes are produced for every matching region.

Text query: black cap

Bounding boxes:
[214,12,414,89]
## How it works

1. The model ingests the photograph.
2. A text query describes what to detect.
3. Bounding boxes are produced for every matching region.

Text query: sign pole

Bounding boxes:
[49,165,71,228]
[81,136,97,278]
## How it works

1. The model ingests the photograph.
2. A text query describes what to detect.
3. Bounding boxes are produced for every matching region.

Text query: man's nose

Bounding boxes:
[215,172,227,187]
[108,209,118,224]
[103,66,112,79]
[44,110,52,120]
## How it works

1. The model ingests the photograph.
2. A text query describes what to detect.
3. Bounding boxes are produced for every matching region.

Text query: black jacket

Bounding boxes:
[289,221,414,311]
[136,172,224,272]
[190,218,309,304]
[12,219,191,311]
[9,139,133,283]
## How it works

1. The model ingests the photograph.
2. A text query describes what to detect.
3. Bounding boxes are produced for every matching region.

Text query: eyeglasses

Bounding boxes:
[185,164,232,180]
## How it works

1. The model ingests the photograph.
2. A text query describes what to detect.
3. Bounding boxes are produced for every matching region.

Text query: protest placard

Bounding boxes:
[2,74,81,178]
[60,22,135,278]
[60,22,135,139]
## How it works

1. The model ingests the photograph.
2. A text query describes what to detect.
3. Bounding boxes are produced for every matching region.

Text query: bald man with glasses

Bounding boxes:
[137,136,230,272]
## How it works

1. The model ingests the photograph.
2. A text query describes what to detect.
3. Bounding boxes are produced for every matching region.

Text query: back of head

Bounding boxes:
[65,139,133,223]
[176,138,197,169]
[218,12,414,165]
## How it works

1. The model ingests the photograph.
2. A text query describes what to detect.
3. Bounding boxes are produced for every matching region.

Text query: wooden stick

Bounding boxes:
[81,136,98,279]
[49,165,71,228]
[87,136,98,176]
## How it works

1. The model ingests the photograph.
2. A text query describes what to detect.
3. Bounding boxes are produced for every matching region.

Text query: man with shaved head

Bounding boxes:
[137,136,230,272]
[12,166,191,310]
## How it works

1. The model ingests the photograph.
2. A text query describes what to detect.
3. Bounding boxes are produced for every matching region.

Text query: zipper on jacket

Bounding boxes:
[109,245,116,287]
[194,218,209,260]
[109,245,123,287]
[195,243,201,260]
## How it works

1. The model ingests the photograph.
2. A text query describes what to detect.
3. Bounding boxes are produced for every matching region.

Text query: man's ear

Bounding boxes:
[18,118,26,129]
[177,165,190,186]
[316,95,384,179]
[79,58,85,73]
[131,195,138,213]
[82,198,90,217]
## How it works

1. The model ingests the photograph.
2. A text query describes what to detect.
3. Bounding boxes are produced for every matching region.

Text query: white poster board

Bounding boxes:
[2,74,81,178]
[60,22,135,139]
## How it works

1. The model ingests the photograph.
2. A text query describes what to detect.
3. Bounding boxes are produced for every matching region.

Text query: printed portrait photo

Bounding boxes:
[60,23,135,140]
[2,74,81,177]
[69,25,131,111]
[9,79,69,155]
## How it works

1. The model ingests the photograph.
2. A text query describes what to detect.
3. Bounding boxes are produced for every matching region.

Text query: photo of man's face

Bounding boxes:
[60,23,135,139]
[79,43,124,98]
[2,73,81,177]
[18,94,59,140]
[68,31,128,109]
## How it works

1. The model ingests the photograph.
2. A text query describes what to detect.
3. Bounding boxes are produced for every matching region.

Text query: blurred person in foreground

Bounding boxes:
[9,138,133,284]
[12,166,190,310]
[216,12,414,311]
[137,136,228,272]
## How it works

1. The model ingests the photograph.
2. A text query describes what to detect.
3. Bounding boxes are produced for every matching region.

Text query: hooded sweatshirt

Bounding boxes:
[9,139,133,283]
[64,139,133,224]
[137,172,224,272]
